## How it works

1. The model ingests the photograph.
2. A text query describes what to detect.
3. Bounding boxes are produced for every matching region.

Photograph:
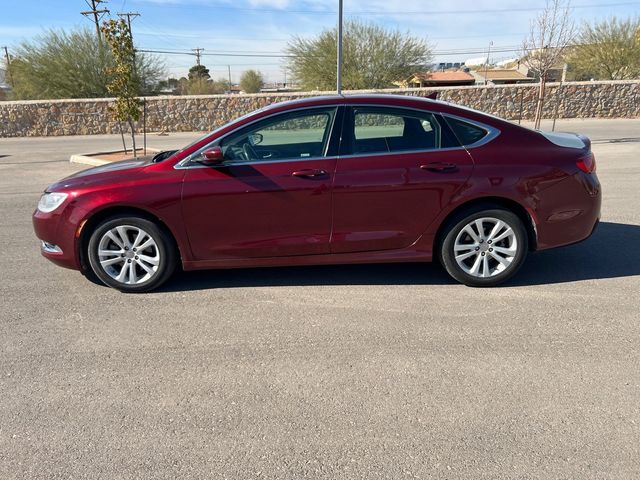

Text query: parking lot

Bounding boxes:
[1,118,639,479]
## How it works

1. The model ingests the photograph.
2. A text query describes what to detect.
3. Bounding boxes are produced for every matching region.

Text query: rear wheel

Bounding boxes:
[440,208,528,287]
[87,215,176,292]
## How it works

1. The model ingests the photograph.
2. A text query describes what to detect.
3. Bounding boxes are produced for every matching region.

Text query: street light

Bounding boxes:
[484,41,493,85]
[337,0,343,94]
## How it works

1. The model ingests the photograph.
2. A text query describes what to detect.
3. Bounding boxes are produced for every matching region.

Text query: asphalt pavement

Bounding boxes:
[1,118,639,479]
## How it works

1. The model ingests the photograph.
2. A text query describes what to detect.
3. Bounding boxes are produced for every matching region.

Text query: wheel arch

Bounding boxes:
[434,196,538,257]
[77,205,183,271]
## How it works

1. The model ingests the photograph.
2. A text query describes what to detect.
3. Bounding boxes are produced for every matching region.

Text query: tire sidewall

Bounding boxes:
[87,215,176,293]
[440,208,528,287]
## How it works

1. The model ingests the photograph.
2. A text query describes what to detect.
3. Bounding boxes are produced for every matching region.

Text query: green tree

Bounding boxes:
[568,16,640,80]
[9,28,163,100]
[101,19,141,155]
[240,69,264,93]
[286,20,432,91]
[188,64,210,81]
[184,77,230,95]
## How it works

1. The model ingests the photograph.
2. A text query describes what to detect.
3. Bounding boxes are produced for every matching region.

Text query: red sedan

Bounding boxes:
[33,94,601,292]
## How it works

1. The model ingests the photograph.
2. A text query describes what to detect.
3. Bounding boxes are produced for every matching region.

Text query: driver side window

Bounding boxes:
[219,108,336,163]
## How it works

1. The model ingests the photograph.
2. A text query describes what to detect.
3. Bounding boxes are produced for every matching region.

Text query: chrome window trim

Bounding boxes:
[174,105,340,170]
[337,145,471,160]
[173,102,501,169]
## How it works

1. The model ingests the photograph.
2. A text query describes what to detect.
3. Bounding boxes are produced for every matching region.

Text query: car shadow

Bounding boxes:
[509,221,640,286]
[157,221,640,292]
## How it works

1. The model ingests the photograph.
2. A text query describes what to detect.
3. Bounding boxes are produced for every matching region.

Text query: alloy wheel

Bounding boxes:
[97,225,161,285]
[453,217,518,278]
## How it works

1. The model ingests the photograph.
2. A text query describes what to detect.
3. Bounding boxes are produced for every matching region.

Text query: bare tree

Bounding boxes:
[522,0,575,129]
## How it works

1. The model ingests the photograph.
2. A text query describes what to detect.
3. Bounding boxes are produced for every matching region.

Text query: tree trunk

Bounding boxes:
[534,76,546,130]
[117,121,128,154]
[128,118,137,158]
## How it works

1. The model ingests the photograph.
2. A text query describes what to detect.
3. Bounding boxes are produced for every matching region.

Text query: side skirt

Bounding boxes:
[182,248,433,271]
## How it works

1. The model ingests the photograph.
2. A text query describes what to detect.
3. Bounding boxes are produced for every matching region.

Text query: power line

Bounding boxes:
[341,1,640,15]
[134,1,639,15]
[136,48,293,58]
[81,0,110,39]
[136,44,532,59]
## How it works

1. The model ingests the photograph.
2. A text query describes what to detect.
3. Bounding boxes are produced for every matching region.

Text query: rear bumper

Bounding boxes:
[534,171,601,250]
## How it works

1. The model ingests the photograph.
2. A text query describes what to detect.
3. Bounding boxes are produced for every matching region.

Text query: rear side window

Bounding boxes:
[445,117,488,146]
[351,107,442,155]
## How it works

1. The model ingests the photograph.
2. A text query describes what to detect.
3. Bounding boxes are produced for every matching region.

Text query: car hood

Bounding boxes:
[47,158,152,192]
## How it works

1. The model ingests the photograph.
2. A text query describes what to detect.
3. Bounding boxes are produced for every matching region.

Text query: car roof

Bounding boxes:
[262,93,440,111]
[258,93,511,129]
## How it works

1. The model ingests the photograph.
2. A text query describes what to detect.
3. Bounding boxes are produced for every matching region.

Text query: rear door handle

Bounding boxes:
[420,162,458,173]
[291,169,328,178]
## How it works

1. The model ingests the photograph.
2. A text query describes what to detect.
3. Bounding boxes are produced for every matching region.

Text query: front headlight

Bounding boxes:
[37,192,69,213]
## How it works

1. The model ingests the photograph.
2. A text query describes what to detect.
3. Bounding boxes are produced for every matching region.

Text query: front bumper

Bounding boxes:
[32,206,86,270]
[534,171,601,250]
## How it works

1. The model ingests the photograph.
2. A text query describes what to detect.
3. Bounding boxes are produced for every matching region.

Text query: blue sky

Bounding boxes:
[1,0,639,83]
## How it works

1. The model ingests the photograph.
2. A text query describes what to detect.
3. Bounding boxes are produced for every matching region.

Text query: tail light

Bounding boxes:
[576,152,596,173]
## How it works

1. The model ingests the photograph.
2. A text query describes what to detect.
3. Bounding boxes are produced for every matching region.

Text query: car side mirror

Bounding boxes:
[198,146,224,166]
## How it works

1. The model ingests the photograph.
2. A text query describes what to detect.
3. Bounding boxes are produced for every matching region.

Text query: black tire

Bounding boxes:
[439,207,528,287]
[87,215,177,293]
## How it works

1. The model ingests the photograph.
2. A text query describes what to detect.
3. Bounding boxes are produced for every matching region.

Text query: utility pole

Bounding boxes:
[192,48,204,66]
[336,0,343,94]
[81,0,110,39]
[2,46,14,86]
[228,65,232,91]
[117,12,140,39]
[118,12,140,78]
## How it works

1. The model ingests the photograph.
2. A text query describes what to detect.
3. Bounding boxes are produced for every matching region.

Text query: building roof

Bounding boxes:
[475,69,532,82]
[410,71,475,84]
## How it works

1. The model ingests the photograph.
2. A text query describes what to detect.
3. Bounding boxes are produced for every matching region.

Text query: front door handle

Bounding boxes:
[291,169,328,178]
[420,162,458,173]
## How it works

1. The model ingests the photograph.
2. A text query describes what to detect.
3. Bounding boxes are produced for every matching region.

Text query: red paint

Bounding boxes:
[33,94,601,274]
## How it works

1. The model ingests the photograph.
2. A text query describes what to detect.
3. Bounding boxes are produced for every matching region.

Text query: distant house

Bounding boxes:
[517,63,565,82]
[470,69,535,85]
[398,71,476,88]
[260,83,301,93]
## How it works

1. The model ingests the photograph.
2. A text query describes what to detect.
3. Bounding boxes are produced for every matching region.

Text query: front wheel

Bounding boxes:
[440,208,528,287]
[87,215,176,292]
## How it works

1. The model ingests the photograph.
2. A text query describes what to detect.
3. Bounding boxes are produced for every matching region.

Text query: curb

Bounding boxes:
[70,149,160,166]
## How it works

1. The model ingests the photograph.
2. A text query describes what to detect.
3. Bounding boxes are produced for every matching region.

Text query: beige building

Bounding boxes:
[470,69,535,85]
[398,71,476,88]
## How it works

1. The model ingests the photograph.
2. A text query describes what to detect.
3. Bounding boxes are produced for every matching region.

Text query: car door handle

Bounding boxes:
[291,169,328,178]
[420,162,458,173]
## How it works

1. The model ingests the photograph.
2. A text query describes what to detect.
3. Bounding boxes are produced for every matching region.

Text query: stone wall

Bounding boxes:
[0,80,638,138]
